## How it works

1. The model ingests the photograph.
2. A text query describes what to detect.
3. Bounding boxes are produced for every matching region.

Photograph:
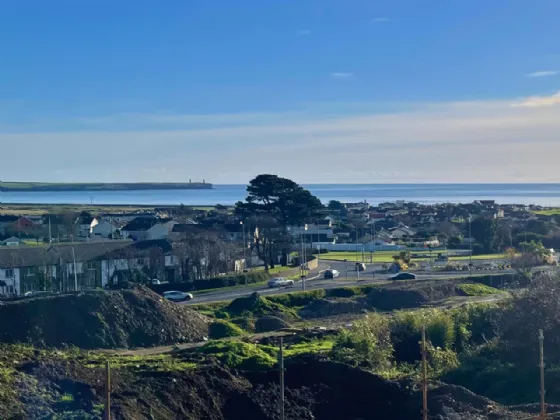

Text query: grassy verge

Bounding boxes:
[533,209,560,215]
[456,283,505,296]
[319,251,504,262]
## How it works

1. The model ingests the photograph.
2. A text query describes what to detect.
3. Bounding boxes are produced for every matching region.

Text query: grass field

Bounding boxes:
[0,203,219,216]
[533,209,560,216]
[320,251,505,263]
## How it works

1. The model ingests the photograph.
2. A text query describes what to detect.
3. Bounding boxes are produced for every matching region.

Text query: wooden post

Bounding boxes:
[421,326,428,420]
[539,329,546,420]
[105,360,111,420]
[279,337,285,420]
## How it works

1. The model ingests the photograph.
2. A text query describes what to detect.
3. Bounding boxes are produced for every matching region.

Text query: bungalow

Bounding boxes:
[0,236,23,247]
[90,219,121,238]
[289,224,336,243]
[345,201,369,211]
[389,226,417,240]
[121,216,175,241]
[13,217,36,231]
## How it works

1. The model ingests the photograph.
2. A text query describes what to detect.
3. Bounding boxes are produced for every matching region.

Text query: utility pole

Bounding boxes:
[539,329,546,420]
[421,325,428,420]
[301,229,306,291]
[279,337,285,420]
[105,360,111,420]
[240,221,246,272]
[72,246,78,292]
[468,215,472,274]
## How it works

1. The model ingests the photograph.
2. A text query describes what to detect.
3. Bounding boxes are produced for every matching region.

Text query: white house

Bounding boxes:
[389,227,417,239]
[1,236,23,247]
[91,220,120,238]
[146,220,178,240]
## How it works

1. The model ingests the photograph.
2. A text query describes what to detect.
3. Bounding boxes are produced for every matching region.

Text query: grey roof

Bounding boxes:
[0,240,132,269]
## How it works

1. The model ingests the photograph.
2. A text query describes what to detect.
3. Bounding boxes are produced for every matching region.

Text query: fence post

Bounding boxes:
[539,329,546,420]
[421,326,428,420]
[105,360,111,420]
[279,337,285,420]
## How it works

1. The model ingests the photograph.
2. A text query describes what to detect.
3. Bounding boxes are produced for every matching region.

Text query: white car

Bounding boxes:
[163,291,193,302]
[267,278,295,288]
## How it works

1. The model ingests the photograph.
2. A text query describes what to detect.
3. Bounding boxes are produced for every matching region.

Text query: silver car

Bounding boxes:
[163,291,194,302]
[267,278,295,288]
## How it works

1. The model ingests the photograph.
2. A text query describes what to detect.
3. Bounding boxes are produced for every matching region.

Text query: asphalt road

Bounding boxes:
[182,263,519,305]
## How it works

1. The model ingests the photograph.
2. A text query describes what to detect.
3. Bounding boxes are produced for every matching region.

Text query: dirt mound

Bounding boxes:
[0,286,208,349]
[254,316,291,333]
[368,281,459,311]
[4,350,527,420]
[299,298,370,318]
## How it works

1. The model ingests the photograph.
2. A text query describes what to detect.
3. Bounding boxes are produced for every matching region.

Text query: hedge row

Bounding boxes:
[465,274,517,288]
[266,290,326,307]
[265,284,381,307]
[150,271,270,294]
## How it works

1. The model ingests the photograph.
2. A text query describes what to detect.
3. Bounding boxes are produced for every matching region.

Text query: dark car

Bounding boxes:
[324,269,340,279]
[389,272,417,281]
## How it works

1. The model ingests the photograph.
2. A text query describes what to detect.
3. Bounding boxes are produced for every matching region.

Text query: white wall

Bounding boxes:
[101,259,130,287]
[312,242,405,252]
[165,255,178,267]
[147,224,169,240]
[91,221,116,238]
[0,267,20,296]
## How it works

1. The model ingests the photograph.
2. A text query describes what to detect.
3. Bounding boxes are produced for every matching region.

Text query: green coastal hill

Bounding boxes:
[0,181,213,192]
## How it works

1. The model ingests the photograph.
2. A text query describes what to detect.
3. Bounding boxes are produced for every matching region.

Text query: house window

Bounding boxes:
[4,269,14,278]
[26,267,37,276]
[137,258,146,265]
[86,261,96,270]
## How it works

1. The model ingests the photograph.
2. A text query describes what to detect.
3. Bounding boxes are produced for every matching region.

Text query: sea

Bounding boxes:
[1,184,560,207]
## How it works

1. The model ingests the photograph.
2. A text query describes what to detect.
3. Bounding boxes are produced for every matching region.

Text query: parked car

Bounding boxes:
[267,278,295,288]
[23,291,56,298]
[389,272,417,281]
[163,291,193,302]
[324,269,340,279]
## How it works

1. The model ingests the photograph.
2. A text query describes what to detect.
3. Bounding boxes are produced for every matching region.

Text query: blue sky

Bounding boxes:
[1,0,559,183]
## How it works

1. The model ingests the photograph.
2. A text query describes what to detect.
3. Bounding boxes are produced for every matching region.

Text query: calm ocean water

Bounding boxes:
[1,184,560,206]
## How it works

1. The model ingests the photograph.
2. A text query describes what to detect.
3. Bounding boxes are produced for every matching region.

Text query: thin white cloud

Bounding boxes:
[330,72,354,79]
[1,97,559,184]
[372,17,390,23]
[512,91,560,108]
[297,29,311,36]
[526,70,559,78]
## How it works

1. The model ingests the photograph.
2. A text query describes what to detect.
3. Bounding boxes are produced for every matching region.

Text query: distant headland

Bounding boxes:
[0,180,213,192]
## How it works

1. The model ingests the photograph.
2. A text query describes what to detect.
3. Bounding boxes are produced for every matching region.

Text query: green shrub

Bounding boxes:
[266,290,325,307]
[214,311,230,320]
[327,286,361,298]
[451,303,501,351]
[465,274,516,288]
[151,271,269,294]
[231,316,256,333]
[208,320,245,339]
[198,341,277,370]
[331,313,393,369]
[226,293,298,319]
[195,271,269,290]
[391,309,455,363]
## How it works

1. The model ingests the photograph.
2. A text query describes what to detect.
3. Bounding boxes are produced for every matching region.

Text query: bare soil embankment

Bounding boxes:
[0,286,208,349]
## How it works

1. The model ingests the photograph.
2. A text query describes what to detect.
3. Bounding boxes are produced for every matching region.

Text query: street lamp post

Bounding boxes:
[301,224,308,290]
[240,221,247,269]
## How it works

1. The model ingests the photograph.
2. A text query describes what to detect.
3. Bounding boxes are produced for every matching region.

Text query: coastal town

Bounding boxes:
[0,175,558,297]
[1,176,559,420]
